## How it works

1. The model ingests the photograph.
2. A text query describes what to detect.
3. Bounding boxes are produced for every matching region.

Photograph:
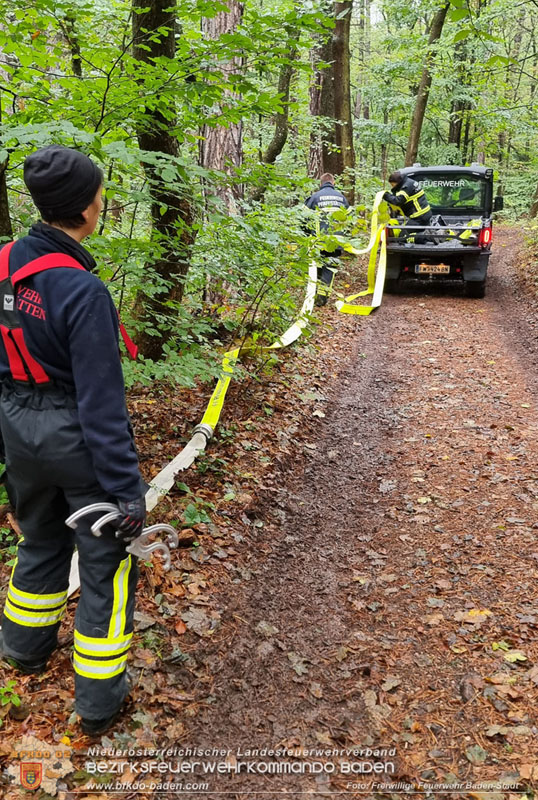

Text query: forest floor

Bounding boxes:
[1,226,538,800]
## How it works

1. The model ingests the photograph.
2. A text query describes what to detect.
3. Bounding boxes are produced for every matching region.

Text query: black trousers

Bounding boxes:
[401,213,434,243]
[316,250,340,304]
[0,381,137,720]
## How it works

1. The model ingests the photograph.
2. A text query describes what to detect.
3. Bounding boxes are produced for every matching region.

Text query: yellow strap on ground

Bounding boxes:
[336,228,388,316]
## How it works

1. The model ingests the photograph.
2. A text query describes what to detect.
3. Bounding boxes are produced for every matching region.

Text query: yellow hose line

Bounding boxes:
[200,347,241,430]
[336,190,389,316]
[200,261,318,432]
[200,192,389,432]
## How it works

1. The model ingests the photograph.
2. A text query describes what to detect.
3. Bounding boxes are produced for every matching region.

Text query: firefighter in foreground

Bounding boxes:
[0,146,145,735]
[383,170,432,237]
[305,173,349,305]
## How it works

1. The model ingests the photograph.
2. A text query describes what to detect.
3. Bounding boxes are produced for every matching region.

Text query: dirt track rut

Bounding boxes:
[179,228,538,798]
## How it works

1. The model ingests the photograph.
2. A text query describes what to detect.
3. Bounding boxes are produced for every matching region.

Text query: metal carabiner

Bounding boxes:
[65,503,120,538]
[125,524,179,571]
[65,503,179,571]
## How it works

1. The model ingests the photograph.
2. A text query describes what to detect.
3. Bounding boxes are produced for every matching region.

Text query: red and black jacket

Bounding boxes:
[0,223,141,501]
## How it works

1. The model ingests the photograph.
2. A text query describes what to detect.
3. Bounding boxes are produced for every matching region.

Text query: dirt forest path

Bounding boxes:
[175,227,538,798]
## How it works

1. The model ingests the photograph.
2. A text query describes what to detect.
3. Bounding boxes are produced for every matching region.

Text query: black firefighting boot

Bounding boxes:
[80,672,133,736]
[0,629,49,674]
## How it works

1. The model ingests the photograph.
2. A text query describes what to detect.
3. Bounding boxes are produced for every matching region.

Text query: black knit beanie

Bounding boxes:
[23,145,103,219]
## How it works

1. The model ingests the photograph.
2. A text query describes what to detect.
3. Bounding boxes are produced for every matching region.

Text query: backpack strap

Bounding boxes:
[1,247,138,362]
[118,319,138,360]
[12,252,138,358]
[11,253,86,286]
[0,242,16,281]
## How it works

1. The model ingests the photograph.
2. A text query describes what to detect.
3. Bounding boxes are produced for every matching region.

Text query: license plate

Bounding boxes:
[415,263,450,274]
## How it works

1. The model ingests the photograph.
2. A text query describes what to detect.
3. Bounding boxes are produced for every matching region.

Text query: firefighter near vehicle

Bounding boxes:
[382,164,501,298]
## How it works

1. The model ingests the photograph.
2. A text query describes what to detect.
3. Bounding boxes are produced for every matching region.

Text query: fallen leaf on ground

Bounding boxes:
[466,744,488,764]
[287,651,309,676]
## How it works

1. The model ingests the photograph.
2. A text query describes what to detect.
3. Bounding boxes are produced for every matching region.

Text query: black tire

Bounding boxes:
[464,280,486,299]
[384,277,403,294]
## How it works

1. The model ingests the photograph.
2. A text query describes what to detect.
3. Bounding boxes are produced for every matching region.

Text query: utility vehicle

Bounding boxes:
[385,164,503,298]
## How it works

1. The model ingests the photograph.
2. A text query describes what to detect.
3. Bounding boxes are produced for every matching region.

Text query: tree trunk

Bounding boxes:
[462,111,472,163]
[200,2,244,214]
[59,16,83,77]
[0,95,12,239]
[357,0,370,122]
[332,0,355,202]
[250,38,298,203]
[448,99,465,149]
[308,34,333,177]
[132,0,195,361]
[381,108,389,183]
[308,0,355,200]
[404,3,449,166]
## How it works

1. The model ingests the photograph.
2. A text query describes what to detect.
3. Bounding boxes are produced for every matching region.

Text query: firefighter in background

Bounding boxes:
[305,173,349,306]
[383,170,432,228]
[0,146,145,735]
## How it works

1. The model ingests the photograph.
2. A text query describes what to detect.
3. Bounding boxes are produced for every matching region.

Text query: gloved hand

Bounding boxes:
[116,497,146,543]
[383,191,391,202]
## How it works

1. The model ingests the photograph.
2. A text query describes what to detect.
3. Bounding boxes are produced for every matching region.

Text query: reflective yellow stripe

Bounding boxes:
[8,582,67,609]
[108,555,132,639]
[317,267,337,297]
[409,204,431,218]
[74,630,132,657]
[73,652,128,680]
[396,189,410,200]
[4,598,66,627]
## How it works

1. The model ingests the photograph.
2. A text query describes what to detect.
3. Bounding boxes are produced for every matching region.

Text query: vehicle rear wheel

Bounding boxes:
[384,278,403,294]
[463,280,486,299]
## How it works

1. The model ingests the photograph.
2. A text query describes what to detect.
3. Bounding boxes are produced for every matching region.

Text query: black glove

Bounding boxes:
[383,191,391,202]
[116,497,146,543]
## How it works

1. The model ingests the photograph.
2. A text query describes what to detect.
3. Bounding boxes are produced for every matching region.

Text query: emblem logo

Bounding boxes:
[20,762,43,790]
[3,294,14,311]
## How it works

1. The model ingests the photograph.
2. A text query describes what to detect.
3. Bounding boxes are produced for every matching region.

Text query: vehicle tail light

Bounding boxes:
[479,227,492,247]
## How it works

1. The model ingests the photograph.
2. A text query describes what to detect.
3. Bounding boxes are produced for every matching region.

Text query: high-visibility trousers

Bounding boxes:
[0,381,139,720]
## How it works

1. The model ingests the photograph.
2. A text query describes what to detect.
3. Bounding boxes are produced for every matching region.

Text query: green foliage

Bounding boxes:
[0,0,330,385]
[0,526,17,566]
[0,0,535,395]
[183,501,213,527]
[353,0,538,218]
[0,680,21,708]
